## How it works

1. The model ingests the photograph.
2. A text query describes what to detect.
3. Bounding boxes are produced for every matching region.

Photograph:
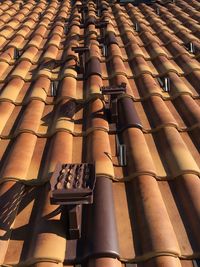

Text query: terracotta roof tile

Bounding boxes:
[0,0,200,266]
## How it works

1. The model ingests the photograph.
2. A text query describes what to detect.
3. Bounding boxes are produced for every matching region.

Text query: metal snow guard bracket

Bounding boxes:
[50,163,96,205]
[72,46,89,54]
[101,82,127,96]
[72,46,89,76]
[95,20,109,29]
[101,83,127,128]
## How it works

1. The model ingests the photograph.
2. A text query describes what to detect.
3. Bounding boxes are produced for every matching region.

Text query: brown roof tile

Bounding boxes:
[0,0,200,266]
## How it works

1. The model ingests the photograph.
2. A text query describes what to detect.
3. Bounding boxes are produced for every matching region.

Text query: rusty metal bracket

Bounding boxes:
[72,46,89,77]
[50,163,96,240]
[96,21,109,39]
[101,83,126,127]
[77,4,88,24]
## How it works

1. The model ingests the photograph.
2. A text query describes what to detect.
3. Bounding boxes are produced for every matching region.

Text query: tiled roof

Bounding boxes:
[0,0,200,266]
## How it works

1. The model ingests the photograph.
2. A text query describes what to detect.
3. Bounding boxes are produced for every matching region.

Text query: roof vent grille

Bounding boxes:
[50,163,96,239]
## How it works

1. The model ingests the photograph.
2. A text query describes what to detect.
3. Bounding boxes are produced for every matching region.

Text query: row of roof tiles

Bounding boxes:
[0,0,200,266]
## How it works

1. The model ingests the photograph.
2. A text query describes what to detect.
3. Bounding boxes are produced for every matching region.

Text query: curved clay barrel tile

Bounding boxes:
[140,31,162,46]
[87,42,101,61]
[51,25,64,38]
[48,33,62,49]
[146,42,169,59]
[88,258,122,267]
[23,184,66,265]
[131,175,181,256]
[108,43,123,60]
[141,96,179,130]
[140,256,183,267]
[1,23,15,34]
[85,98,109,133]
[17,100,45,135]
[11,60,32,80]
[46,131,73,173]
[86,58,102,80]
[153,55,184,76]
[158,174,200,257]
[85,74,103,96]
[0,102,15,135]
[85,23,98,40]
[165,41,190,58]
[0,133,37,181]
[53,99,75,134]
[42,45,59,61]
[130,56,154,77]
[113,176,181,260]
[122,128,157,179]
[126,42,146,60]
[172,95,200,127]
[21,46,39,63]
[33,25,48,38]
[0,181,25,265]
[0,78,25,103]
[7,34,25,50]
[175,54,200,75]
[86,130,114,177]
[118,97,142,131]
[0,48,15,63]
[166,72,194,97]
[155,127,200,178]
[0,62,10,81]
[29,77,50,103]
[59,76,78,100]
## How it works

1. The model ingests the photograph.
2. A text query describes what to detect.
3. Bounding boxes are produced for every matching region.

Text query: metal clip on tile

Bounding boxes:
[77,5,88,24]
[156,7,160,15]
[101,83,126,130]
[38,12,42,20]
[185,42,195,54]
[157,76,170,92]
[50,163,96,240]
[50,80,59,97]
[72,46,89,78]
[96,20,109,41]
[116,135,127,167]
[135,22,139,32]
[64,24,69,35]
[99,43,107,57]
[14,48,22,60]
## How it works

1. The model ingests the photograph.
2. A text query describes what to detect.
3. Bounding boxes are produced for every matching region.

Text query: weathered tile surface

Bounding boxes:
[0,0,200,266]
